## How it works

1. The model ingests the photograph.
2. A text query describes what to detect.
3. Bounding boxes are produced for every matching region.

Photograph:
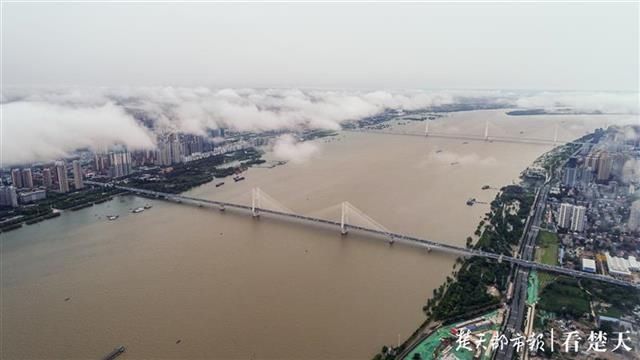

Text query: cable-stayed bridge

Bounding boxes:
[86,181,639,290]
[347,119,594,146]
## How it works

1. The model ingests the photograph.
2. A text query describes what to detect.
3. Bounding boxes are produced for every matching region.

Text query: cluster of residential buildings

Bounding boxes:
[557,203,586,232]
[92,132,226,173]
[550,127,640,282]
[0,159,86,207]
[0,129,262,209]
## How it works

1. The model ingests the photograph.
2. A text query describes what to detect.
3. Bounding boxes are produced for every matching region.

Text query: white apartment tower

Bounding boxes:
[558,203,573,229]
[570,205,586,232]
[72,160,84,190]
[56,161,69,193]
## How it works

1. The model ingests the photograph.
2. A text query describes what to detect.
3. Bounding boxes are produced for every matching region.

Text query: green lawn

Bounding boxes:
[536,230,559,265]
[535,230,559,290]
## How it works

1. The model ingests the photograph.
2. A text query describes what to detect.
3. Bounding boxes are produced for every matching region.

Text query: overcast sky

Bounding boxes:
[2,2,639,91]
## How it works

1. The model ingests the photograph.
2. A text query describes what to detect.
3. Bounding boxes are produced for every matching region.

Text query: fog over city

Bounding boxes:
[2,87,639,166]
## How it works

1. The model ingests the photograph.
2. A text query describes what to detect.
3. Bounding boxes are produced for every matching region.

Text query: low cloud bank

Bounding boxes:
[2,101,156,166]
[272,134,320,164]
[2,87,638,166]
[515,92,639,114]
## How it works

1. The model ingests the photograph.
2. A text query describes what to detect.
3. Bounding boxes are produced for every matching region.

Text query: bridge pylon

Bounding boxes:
[251,188,261,218]
[340,202,349,235]
[484,120,490,141]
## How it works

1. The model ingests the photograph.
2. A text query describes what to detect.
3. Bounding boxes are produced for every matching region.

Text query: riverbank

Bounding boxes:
[0,188,123,233]
[0,148,265,233]
[375,128,630,360]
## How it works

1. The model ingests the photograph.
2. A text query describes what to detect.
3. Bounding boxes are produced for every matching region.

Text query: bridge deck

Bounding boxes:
[85,181,638,289]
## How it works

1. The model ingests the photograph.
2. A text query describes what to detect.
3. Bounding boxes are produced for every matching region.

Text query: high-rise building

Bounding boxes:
[72,160,84,190]
[580,167,593,187]
[558,203,573,229]
[570,205,586,232]
[596,152,611,181]
[171,138,182,164]
[11,168,23,188]
[109,151,132,178]
[0,186,18,207]
[558,203,587,232]
[21,168,34,189]
[95,153,104,172]
[42,168,53,188]
[155,140,172,166]
[562,158,578,187]
[629,201,640,232]
[94,153,111,173]
[585,150,600,170]
[56,161,69,193]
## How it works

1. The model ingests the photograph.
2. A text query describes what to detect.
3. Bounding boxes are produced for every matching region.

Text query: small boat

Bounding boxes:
[435,149,443,153]
[466,198,476,206]
[131,207,144,213]
[144,204,152,209]
[481,185,490,190]
[103,345,126,360]
[215,182,225,187]
[107,215,119,221]
[233,175,245,182]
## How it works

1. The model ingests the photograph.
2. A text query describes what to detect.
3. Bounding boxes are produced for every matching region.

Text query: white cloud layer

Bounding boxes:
[2,87,638,166]
[2,101,156,166]
[272,134,320,164]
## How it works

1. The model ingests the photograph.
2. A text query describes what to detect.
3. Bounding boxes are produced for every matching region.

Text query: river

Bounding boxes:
[1,110,632,359]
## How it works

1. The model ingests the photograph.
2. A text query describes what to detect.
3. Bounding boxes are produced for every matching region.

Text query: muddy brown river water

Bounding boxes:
[2,110,630,359]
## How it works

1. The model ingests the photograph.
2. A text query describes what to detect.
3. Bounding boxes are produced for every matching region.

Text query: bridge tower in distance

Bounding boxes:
[251,188,261,218]
[340,202,349,235]
[484,120,490,141]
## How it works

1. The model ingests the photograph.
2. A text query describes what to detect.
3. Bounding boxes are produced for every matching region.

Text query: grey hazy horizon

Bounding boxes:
[3,2,639,92]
